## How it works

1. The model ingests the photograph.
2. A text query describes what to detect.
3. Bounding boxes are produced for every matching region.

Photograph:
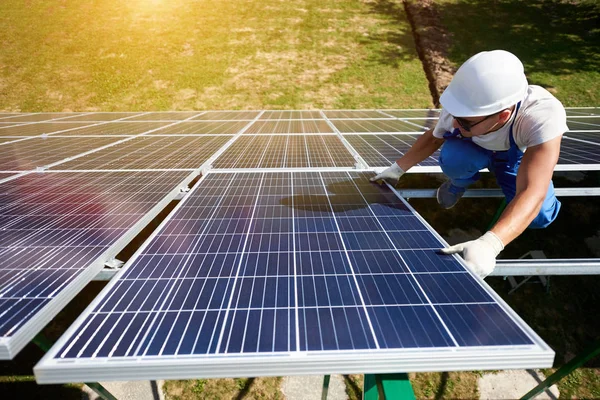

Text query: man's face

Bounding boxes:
[452,113,502,138]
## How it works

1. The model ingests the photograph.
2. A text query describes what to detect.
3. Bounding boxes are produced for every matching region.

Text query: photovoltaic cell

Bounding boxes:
[0,113,85,123]
[380,110,441,118]
[323,111,389,119]
[565,107,600,116]
[243,120,334,134]
[0,137,121,171]
[192,111,260,121]
[212,135,356,168]
[149,121,248,135]
[332,119,426,133]
[0,170,191,358]
[260,111,322,119]
[125,112,201,121]
[35,171,551,382]
[0,123,97,137]
[54,136,231,170]
[60,113,143,122]
[566,119,600,131]
[558,137,600,165]
[344,134,439,167]
[57,122,172,136]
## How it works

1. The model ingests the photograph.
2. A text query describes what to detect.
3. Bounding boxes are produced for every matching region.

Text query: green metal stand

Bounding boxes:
[321,375,331,400]
[487,198,507,231]
[521,338,600,399]
[364,373,416,400]
[33,334,118,400]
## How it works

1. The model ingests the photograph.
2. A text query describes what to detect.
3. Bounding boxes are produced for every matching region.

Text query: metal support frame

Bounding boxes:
[521,338,600,400]
[32,334,117,400]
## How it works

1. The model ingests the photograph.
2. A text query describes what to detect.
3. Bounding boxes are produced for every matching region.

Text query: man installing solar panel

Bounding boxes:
[371,50,567,279]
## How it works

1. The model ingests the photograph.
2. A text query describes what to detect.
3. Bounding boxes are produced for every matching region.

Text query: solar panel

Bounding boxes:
[566,119,600,131]
[380,110,441,118]
[35,171,552,383]
[558,137,600,166]
[0,173,15,181]
[344,134,439,168]
[0,113,85,123]
[563,132,600,142]
[0,122,98,137]
[243,120,334,134]
[332,119,427,133]
[60,113,144,122]
[324,111,389,119]
[565,107,600,117]
[260,111,322,119]
[125,112,202,121]
[192,111,260,121]
[0,137,121,171]
[0,170,192,359]
[57,122,172,136]
[54,136,231,170]
[148,121,248,135]
[212,135,356,169]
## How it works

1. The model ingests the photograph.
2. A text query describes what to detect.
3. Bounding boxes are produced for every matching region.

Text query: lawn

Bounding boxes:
[0,0,431,111]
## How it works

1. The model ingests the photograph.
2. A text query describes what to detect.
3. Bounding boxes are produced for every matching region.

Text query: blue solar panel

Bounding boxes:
[0,170,190,359]
[343,134,440,168]
[36,171,552,382]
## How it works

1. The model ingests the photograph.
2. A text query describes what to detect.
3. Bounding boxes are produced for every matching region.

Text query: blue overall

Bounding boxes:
[438,102,560,229]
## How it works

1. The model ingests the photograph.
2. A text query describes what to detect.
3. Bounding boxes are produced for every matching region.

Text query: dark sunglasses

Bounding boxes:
[453,113,496,132]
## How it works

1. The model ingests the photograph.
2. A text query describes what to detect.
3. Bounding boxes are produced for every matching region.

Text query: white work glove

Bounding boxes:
[370,162,405,186]
[440,231,504,278]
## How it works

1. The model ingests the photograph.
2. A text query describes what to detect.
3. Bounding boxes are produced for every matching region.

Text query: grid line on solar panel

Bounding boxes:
[0,113,88,123]
[192,111,261,121]
[565,107,600,116]
[60,113,147,122]
[332,119,427,133]
[148,121,249,135]
[566,119,600,131]
[0,170,192,358]
[323,111,390,119]
[379,109,441,119]
[54,122,174,136]
[344,134,439,167]
[558,137,600,164]
[37,171,550,381]
[243,120,334,134]
[124,112,204,121]
[259,111,322,119]
[0,137,123,171]
[0,123,101,137]
[53,136,232,170]
[212,135,356,168]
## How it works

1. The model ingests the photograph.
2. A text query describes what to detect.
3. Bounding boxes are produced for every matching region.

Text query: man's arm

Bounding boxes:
[441,135,562,277]
[491,135,562,245]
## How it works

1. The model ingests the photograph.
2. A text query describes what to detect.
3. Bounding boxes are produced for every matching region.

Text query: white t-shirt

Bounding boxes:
[433,85,568,151]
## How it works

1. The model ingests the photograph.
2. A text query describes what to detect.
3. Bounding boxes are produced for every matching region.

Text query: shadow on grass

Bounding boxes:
[436,0,600,83]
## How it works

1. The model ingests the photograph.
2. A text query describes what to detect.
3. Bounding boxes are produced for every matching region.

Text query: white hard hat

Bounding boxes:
[440,50,528,117]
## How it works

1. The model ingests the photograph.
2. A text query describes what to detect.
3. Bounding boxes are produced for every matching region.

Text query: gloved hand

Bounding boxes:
[439,231,504,278]
[370,162,405,186]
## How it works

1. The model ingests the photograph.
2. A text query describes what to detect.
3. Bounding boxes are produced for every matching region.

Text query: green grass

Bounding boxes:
[436,0,600,106]
[0,0,432,112]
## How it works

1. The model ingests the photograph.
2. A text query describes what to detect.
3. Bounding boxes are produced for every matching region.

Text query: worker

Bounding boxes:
[371,50,567,278]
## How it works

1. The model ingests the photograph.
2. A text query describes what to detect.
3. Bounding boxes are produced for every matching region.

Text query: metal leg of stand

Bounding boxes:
[33,334,118,400]
[363,373,415,399]
[321,375,331,400]
[521,338,600,399]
